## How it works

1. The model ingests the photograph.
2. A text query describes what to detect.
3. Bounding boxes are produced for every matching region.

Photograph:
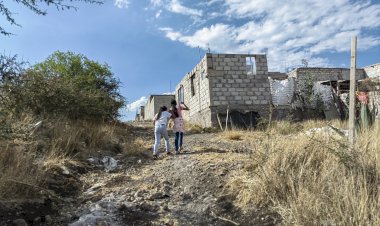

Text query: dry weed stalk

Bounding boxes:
[228,121,379,225]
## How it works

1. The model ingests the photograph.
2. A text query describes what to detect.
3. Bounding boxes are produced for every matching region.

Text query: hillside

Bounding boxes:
[1,120,379,226]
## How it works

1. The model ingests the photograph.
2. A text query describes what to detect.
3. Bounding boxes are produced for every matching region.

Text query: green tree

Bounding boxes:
[1,51,125,121]
[1,0,103,35]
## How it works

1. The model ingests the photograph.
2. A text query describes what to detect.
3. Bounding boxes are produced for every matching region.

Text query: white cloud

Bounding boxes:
[127,96,147,112]
[159,27,182,40]
[168,0,202,17]
[151,0,163,7]
[160,0,380,71]
[155,10,162,18]
[162,92,175,95]
[114,0,130,9]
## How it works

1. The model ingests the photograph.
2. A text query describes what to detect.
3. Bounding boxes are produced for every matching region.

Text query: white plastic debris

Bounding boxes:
[312,83,333,108]
[60,166,70,175]
[269,78,296,106]
[87,156,119,172]
[101,156,118,172]
[304,126,348,137]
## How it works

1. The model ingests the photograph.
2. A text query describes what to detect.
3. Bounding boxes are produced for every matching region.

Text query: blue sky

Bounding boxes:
[2,0,380,121]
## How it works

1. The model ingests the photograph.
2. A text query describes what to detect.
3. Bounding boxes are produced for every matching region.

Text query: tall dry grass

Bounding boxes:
[229,120,379,225]
[0,116,142,200]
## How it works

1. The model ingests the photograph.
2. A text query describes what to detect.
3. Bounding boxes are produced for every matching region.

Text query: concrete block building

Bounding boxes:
[271,63,380,120]
[143,94,175,120]
[175,53,282,128]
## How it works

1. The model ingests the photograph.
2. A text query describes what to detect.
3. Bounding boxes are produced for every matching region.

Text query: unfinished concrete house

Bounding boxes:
[270,63,380,120]
[143,94,175,120]
[134,106,145,121]
[175,53,284,128]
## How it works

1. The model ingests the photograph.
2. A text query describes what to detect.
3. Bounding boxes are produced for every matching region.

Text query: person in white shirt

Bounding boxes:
[152,106,172,159]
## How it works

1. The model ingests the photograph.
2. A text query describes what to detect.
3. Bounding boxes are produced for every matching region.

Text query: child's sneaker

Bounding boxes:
[166,152,171,155]
[153,155,158,160]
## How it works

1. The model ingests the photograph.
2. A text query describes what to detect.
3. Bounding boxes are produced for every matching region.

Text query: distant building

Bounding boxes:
[143,94,175,120]
[134,106,145,121]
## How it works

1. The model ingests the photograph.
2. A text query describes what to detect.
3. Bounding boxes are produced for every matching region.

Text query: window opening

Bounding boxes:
[178,85,184,103]
[246,57,256,75]
[190,74,196,96]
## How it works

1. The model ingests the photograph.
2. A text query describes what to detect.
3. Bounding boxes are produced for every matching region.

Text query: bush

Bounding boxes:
[0,52,125,121]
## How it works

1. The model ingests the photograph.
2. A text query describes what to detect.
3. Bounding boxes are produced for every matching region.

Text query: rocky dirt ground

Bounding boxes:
[2,128,280,226]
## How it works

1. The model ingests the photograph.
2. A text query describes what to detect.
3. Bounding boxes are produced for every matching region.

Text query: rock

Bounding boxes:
[60,166,70,175]
[64,213,73,220]
[34,216,41,223]
[161,204,169,212]
[181,192,192,200]
[161,180,172,186]
[96,219,108,226]
[163,218,174,225]
[149,192,167,200]
[101,156,118,172]
[12,219,27,226]
[134,190,145,199]
[45,215,53,223]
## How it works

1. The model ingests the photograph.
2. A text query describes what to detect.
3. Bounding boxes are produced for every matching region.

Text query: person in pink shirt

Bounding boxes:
[170,100,189,154]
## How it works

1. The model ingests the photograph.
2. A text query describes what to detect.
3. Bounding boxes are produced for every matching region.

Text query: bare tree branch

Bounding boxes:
[0,0,103,36]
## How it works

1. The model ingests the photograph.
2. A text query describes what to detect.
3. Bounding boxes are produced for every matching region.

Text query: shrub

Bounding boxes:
[1,52,125,121]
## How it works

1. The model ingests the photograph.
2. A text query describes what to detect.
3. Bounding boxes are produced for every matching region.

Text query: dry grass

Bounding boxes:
[123,137,151,157]
[0,116,142,200]
[0,142,44,200]
[228,121,380,225]
[264,119,346,135]
[186,122,204,133]
[219,130,244,140]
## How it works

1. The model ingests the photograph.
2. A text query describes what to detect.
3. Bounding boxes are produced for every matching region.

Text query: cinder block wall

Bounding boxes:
[175,53,273,127]
[288,68,366,81]
[268,72,287,80]
[207,54,271,126]
[175,56,212,127]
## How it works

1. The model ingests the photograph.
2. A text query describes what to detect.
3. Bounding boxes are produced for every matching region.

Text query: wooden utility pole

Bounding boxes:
[348,36,357,145]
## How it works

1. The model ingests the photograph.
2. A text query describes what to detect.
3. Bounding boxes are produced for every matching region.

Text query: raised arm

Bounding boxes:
[180,102,189,110]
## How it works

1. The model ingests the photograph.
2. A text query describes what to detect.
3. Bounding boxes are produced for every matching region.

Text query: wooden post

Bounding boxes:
[225,106,229,131]
[216,113,223,131]
[348,36,357,145]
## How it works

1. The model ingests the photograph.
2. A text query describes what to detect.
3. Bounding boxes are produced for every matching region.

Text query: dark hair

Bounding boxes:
[157,105,167,119]
[170,100,179,118]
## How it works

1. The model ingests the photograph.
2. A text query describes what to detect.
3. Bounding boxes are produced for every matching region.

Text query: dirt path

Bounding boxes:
[62,133,279,226]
